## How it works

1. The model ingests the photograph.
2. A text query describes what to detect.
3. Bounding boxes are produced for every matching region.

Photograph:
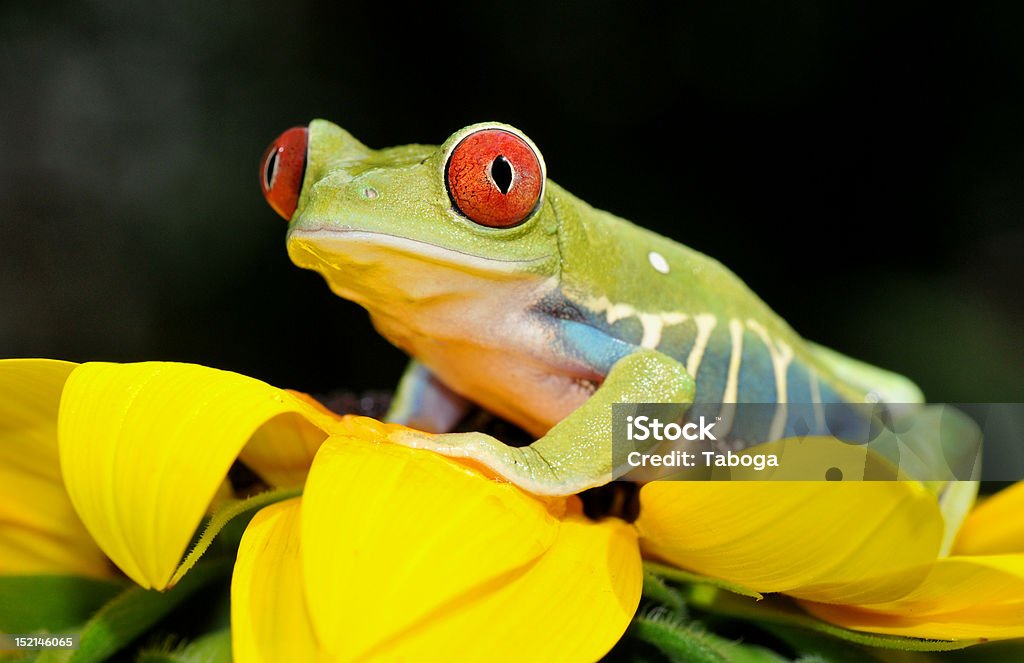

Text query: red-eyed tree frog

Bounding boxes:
[259,120,975,506]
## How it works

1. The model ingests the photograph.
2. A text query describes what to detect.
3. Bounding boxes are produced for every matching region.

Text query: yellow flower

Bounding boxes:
[0,360,109,578]
[638,481,1024,641]
[1,359,639,661]
[2,357,1023,659]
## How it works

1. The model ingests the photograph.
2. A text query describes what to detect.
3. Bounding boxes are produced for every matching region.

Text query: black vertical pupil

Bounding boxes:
[264,150,279,190]
[490,155,513,194]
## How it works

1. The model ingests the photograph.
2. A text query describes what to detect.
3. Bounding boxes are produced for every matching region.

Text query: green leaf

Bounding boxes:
[941,640,1024,662]
[177,629,232,663]
[644,561,763,600]
[135,629,232,663]
[716,641,790,663]
[34,558,231,663]
[684,584,981,653]
[768,624,934,663]
[0,575,123,634]
[630,612,731,663]
[134,654,178,663]
[630,609,788,663]
[642,570,686,617]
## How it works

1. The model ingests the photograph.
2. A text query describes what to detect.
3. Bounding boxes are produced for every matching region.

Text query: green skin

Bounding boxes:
[286,120,927,497]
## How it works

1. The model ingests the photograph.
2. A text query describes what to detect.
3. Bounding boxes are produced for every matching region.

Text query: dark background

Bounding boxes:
[2,2,1022,402]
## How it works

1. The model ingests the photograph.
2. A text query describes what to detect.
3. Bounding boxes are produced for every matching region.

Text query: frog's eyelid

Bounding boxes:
[259,126,308,221]
[263,150,278,191]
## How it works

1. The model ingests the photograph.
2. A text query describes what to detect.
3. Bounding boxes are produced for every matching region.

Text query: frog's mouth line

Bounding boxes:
[287,228,553,276]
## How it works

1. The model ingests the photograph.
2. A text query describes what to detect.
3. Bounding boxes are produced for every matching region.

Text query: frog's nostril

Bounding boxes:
[260,126,308,220]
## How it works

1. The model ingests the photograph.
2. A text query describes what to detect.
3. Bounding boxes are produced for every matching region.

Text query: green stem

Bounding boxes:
[169,486,302,587]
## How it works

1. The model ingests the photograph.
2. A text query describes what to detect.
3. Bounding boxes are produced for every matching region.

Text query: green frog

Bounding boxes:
[260,120,972,503]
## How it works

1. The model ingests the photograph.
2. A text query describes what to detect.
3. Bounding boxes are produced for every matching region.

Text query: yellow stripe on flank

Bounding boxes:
[717,318,745,436]
[584,296,688,350]
[746,319,794,441]
[638,312,688,349]
[685,314,718,378]
[722,319,744,403]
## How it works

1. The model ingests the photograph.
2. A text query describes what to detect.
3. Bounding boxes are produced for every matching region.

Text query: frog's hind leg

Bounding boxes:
[807,341,924,406]
[385,359,471,433]
[389,349,695,496]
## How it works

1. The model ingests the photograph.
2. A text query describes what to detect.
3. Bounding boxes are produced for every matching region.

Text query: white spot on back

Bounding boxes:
[648,251,670,274]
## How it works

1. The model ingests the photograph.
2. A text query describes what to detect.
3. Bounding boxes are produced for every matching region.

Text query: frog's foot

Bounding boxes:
[390,349,695,497]
[389,429,588,496]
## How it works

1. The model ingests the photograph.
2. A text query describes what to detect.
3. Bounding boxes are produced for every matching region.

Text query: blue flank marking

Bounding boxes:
[783,362,823,438]
[691,324,728,403]
[721,329,775,443]
[557,319,635,375]
[782,363,862,439]
[736,329,776,403]
[688,324,729,425]
[656,316,697,368]
[556,304,871,447]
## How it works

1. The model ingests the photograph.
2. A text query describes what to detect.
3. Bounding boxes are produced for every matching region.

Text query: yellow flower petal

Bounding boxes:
[232,498,330,663]
[954,482,1024,555]
[801,555,1024,640]
[58,362,346,589]
[0,359,110,577]
[301,431,556,658]
[375,512,640,662]
[239,390,346,488]
[636,481,943,604]
[301,431,640,661]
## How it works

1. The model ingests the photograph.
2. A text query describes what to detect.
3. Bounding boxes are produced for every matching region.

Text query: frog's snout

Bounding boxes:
[260,126,308,220]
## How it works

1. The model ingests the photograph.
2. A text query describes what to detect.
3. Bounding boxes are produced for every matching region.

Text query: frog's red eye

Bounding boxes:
[445,128,543,228]
[260,126,308,220]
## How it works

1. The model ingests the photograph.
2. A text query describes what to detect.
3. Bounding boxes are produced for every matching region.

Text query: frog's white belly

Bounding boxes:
[287,228,592,433]
[368,292,597,437]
